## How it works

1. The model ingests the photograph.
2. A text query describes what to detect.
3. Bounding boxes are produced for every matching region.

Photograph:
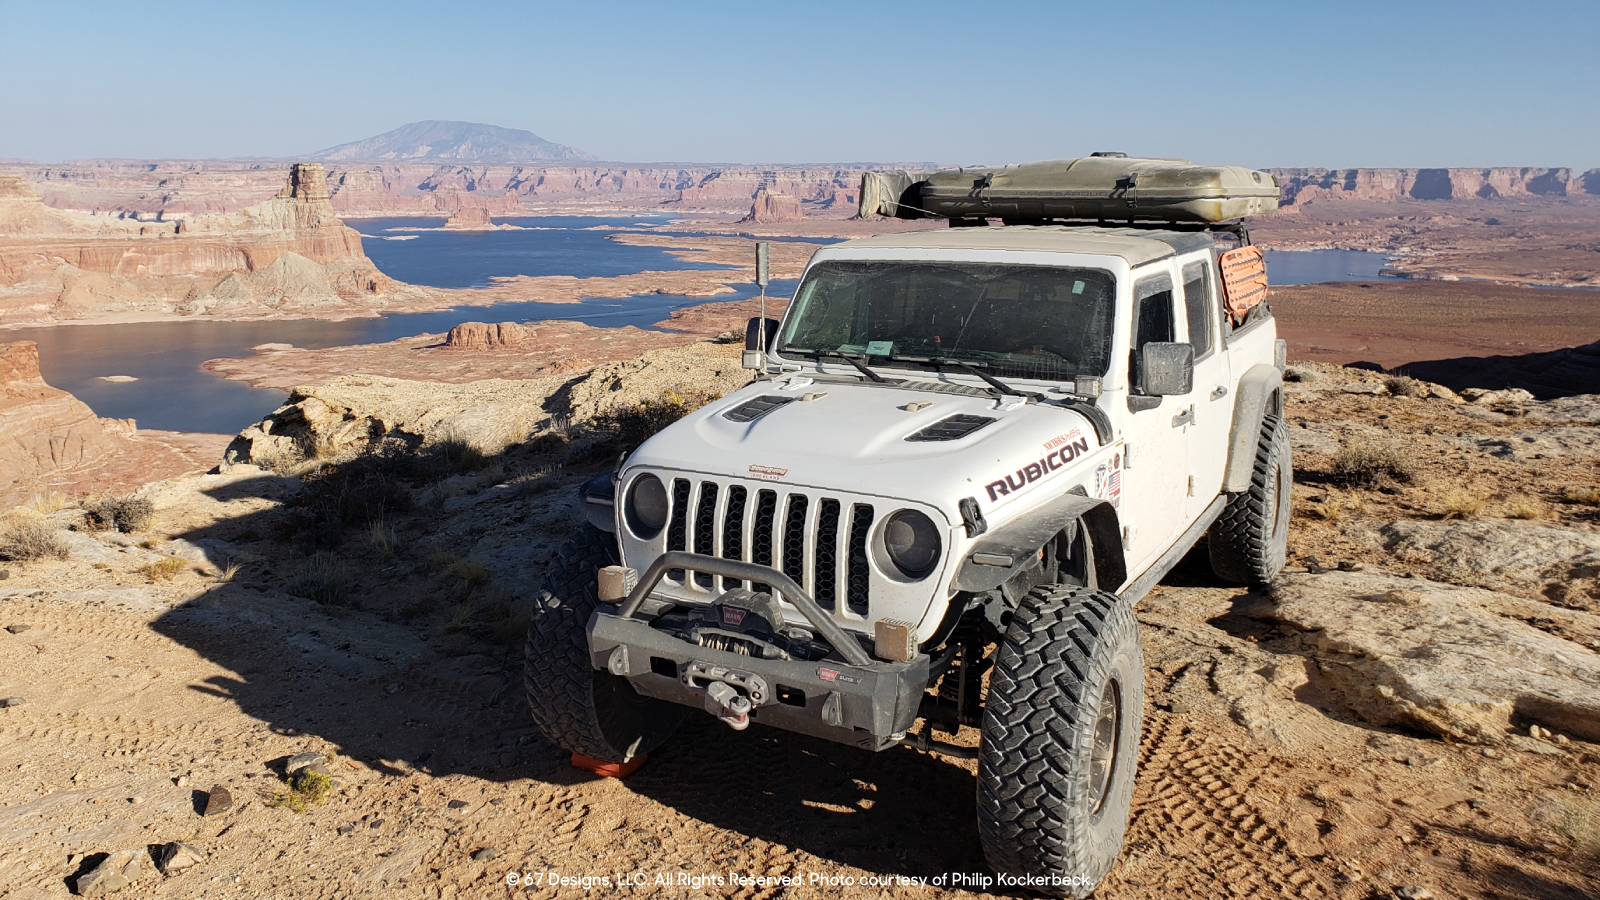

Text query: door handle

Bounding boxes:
[1210,385,1228,401]
[1171,405,1195,428]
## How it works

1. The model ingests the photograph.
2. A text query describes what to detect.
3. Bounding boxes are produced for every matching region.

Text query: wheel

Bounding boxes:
[977,585,1144,898]
[1208,413,1292,585]
[523,526,684,762]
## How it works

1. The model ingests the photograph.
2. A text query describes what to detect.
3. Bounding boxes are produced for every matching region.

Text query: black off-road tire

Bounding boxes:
[1208,413,1292,585]
[523,526,684,762]
[978,585,1144,899]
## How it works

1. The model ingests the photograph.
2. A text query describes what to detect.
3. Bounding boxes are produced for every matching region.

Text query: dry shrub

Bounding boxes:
[83,495,155,533]
[1438,489,1488,520]
[270,769,332,813]
[367,520,396,557]
[286,551,352,605]
[0,515,68,561]
[1282,366,1319,383]
[1504,495,1545,520]
[1563,486,1600,506]
[144,557,186,582]
[594,389,720,450]
[1384,375,1430,399]
[24,492,69,515]
[1330,442,1416,488]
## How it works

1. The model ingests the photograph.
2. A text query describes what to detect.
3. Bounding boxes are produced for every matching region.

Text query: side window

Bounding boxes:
[1130,275,1175,394]
[1182,261,1214,358]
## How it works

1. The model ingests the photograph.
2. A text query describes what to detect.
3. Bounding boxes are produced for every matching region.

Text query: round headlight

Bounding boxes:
[882,509,941,579]
[625,474,669,538]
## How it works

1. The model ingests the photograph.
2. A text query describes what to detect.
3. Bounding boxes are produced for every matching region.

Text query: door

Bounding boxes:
[1181,257,1233,509]
[1115,266,1195,575]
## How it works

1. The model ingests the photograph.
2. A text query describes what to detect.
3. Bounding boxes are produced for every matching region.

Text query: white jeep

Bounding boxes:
[525,158,1291,897]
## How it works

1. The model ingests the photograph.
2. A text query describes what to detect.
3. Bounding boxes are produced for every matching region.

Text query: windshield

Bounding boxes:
[776,260,1117,381]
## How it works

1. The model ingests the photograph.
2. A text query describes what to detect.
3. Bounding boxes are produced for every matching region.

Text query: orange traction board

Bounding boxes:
[571,752,647,778]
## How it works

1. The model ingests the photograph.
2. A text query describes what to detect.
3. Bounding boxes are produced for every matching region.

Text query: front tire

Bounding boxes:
[1208,413,1292,585]
[523,526,684,762]
[978,585,1144,898]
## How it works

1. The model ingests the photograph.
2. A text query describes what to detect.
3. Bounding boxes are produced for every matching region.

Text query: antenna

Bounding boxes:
[755,241,770,357]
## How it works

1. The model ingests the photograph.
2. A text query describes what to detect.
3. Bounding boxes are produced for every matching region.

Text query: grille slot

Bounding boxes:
[720,485,747,591]
[906,413,996,442]
[692,481,718,588]
[814,499,841,610]
[782,495,809,588]
[752,489,778,594]
[666,478,690,582]
[847,503,874,615]
[722,395,796,423]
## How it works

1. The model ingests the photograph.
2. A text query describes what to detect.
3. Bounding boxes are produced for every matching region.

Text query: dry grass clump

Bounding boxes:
[143,557,187,582]
[1504,495,1546,520]
[367,519,396,557]
[83,494,155,533]
[1384,375,1430,399]
[1536,800,1600,865]
[1562,486,1600,506]
[270,769,333,813]
[1437,489,1488,520]
[23,492,69,515]
[0,514,69,561]
[593,388,720,450]
[1330,442,1417,488]
[285,551,352,605]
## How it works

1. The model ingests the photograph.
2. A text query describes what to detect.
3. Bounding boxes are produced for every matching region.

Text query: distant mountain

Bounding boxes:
[311,121,596,163]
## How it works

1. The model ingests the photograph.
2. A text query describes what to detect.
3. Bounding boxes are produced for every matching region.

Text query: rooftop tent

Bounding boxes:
[860,156,1280,224]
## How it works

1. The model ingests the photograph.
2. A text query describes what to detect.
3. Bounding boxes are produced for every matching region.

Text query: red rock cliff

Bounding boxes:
[0,340,122,491]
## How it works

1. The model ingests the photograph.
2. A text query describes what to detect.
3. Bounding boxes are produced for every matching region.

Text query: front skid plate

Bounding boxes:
[588,609,929,750]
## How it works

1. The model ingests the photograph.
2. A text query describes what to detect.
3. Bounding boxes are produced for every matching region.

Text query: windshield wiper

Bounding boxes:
[808,349,887,383]
[929,357,1024,396]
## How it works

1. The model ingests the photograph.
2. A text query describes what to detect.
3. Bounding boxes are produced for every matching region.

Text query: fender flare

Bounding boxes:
[951,493,1127,594]
[1222,364,1285,493]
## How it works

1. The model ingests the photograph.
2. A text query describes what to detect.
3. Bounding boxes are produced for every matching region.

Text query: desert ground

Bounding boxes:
[1,340,1597,900]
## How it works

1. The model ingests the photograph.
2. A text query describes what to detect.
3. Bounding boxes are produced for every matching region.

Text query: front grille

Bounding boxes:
[660,478,874,619]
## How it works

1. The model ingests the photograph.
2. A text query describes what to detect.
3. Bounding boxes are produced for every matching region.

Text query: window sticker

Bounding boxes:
[864,340,894,356]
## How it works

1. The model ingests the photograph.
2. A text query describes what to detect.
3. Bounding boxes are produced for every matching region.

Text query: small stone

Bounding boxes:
[5,624,29,634]
[0,569,9,579]
[447,799,469,810]
[202,784,233,817]
[1338,561,1365,572]
[471,846,500,861]
[1381,589,1423,605]
[338,824,356,835]
[1481,747,1500,759]
[1555,734,1570,745]
[174,775,189,787]
[0,697,23,708]
[1395,887,1435,900]
[1468,799,1487,810]
[76,849,142,897]
[128,796,143,805]
[157,841,204,876]
[285,752,328,776]
[386,683,402,695]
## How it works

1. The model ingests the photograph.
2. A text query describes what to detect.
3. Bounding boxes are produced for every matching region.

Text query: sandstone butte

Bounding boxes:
[0,164,392,325]
[739,188,805,224]
[0,339,124,492]
[442,206,495,230]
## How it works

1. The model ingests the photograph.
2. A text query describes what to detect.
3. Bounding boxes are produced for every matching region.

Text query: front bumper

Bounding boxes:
[586,552,929,750]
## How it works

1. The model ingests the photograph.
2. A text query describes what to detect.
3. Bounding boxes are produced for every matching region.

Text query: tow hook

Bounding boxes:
[682,661,768,731]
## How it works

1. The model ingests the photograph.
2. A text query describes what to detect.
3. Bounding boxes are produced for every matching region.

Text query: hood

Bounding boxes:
[627,377,1111,523]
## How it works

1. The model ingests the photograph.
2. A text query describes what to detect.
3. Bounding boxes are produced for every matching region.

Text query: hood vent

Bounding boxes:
[723,395,796,423]
[906,414,996,442]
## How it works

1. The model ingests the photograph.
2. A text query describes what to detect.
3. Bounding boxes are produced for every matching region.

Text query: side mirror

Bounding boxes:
[743,317,779,369]
[1138,342,1194,396]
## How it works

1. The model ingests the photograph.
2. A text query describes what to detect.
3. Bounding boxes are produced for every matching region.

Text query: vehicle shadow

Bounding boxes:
[143,444,998,883]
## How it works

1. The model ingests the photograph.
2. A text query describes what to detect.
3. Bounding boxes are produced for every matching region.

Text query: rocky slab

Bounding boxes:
[1268,571,1600,743]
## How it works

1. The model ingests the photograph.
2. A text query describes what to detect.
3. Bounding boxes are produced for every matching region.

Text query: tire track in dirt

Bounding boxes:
[1114,712,1335,897]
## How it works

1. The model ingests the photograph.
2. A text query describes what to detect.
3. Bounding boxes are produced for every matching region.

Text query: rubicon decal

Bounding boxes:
[985,431,1090,502]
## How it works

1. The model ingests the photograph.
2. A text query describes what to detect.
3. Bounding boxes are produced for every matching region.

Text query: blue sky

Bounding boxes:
[1,0,1594,168]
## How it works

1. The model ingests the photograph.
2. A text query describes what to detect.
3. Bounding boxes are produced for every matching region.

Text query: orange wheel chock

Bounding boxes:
[571,752,647,778]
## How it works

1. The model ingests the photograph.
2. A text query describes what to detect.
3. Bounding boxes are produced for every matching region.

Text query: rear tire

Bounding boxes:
[1209,413,1292,585]
[978,585,1144,898]
[523,526,684,762]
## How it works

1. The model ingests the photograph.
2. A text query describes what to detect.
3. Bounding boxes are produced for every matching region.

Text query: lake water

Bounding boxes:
[16,222,1397,435]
